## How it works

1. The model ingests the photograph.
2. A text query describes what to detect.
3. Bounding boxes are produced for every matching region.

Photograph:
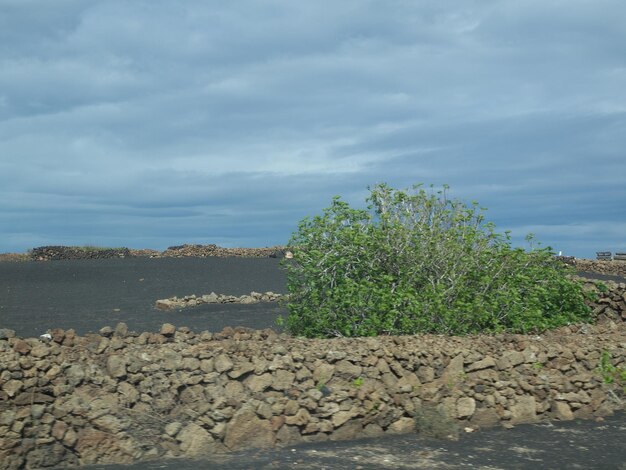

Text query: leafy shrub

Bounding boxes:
[283,183,592,338]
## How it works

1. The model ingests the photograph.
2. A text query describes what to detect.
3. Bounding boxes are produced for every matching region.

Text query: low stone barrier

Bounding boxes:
[22,245,289,261]
[158,244,288,258]
[29,246,132,261]
[155,291,286,310]
[569,259,626,277]
[1,283,625,469]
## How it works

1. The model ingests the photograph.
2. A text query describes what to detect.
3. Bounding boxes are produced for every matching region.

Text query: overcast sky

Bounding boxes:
[1,1,624,258]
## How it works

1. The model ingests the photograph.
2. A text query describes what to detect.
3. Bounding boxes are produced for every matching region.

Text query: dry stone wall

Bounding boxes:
[29,247,132,261]
[22,245,288,261]
[1,284,625,469]
[581,278,626,322]
[155,291,285,310]
[572,259,626,277]
[158,244,287,258]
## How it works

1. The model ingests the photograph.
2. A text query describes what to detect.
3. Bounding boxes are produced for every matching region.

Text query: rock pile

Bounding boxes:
[572,259,626,277]
[155,292,286,310]
[24,245,289,261]
[128,249,162,258]
[0,253,29,263]
[159,244,287,259]
[29,246,132,261]
[580,278,626,322]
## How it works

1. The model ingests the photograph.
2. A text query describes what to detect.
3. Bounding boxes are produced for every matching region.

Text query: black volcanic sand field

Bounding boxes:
[0,258,625,469]
[0,257,288,338]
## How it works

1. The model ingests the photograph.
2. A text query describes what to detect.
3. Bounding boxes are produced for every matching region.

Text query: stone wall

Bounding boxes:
[155,291,285,310]
[572,259,626,277]
[158,244,287,258]
[21,245,289,261]
[29,247,132,261]
[581,278,626,322]
[1,285,625,469]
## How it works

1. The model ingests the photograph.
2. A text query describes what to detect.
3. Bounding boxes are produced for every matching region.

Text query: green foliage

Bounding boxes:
[594,281,609,294]
[283,183,593,338]
[597,351,626,393]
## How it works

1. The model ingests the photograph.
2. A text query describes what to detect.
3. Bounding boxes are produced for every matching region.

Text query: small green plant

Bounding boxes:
[594,281,609,294]
[283,183,593,338]
[597,350,626,393]
[352,377,364,388]
[316,380,331,394]
[533,362,545,370]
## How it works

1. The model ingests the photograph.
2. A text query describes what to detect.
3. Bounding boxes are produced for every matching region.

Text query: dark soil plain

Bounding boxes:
[0,256,625,469]
[0,257,288,338]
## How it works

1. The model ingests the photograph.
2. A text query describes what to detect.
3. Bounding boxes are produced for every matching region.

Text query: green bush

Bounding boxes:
[282,183,593,338]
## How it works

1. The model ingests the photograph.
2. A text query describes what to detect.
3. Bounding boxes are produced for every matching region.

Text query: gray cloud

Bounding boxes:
[1,0,624,257]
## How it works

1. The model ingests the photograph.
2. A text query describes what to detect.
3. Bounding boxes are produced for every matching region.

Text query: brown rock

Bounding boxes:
[467,356,496,372]
[335,360,362,377]
[62,428,78,448]
[13,392,55,405]
[65,364,86,386]
[164,422,182,437]
[470,407,500,428]
[331,410,356,428]
[313,363,335,383]
[244,373,273,393]
[362,423,385,437]
[224,408,275,450]
[107,355,127,378]
[114,322,129,337]
[228,361,255,379]
[155,300,178,311]
[285,408,311,427]
[272,370,296,390]
[30,344,50,358]
[552,401,574,421]
[160,323,177,335]
[456,397,476,419]
[51,421,68,441]
[92,414,129,434]
[330,419,363,441]
[177,423,216,457]
[1,380,23,398]
[509,395,537,424]
[284,399,299,416]
[214,354,234,373]
[496,351,525,370]
[388,417,415,434]
[74,429,127,465]
[13,339,31,355]
[276,424,301,444]
[270,415,285,432]
[417,366,435,383]
[49,328,65,343]
[441,354,465,384]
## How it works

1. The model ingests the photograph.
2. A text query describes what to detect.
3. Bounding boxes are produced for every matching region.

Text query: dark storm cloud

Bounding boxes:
[1,0,624,257]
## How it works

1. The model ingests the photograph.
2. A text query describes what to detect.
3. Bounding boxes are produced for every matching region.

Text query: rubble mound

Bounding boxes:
[29,246,131,261]
[22,244,289,261]
[160,244,286,258]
